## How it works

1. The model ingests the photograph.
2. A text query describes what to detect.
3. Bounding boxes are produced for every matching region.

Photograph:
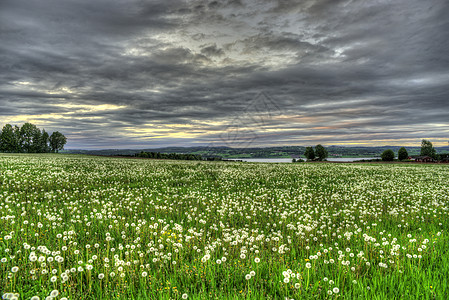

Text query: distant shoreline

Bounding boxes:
[81,154,448,164]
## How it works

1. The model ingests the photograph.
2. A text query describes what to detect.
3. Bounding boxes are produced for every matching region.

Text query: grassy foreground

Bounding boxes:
[0,154,448,299]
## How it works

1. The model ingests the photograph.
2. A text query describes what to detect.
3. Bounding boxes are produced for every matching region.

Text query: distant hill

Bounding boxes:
[64,145,449,159]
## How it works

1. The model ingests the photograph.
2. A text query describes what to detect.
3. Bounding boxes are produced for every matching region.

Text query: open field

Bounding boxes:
[0,154,448,299]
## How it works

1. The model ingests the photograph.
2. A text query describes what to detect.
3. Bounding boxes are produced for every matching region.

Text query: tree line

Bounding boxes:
[136,151,202,161]
[295,140,448,163]
[0,123,67,153]
[381,139,448,161]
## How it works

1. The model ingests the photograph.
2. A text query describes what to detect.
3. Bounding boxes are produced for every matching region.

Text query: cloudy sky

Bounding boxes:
[1,0,448,149]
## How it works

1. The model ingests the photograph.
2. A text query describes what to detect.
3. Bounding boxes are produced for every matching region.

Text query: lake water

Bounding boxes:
[228,158,380,163]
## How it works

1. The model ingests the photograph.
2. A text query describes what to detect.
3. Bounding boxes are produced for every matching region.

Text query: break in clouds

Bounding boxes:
[0,0,448,149]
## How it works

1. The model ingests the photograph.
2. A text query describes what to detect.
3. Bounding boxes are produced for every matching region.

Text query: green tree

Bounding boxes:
[13,125,22,152]
[31,127,43,153]
[39,130,50,153]
[1,124,19,152]
[20,123,40,153]
[304,146,315,160]
[420,139,436,159]
[381,149,395,161]
[315,144,328,161]
[398,147,408,161]
[49,131,67,153]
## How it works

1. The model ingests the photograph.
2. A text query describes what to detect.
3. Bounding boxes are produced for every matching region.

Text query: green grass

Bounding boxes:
[0,154,448,299]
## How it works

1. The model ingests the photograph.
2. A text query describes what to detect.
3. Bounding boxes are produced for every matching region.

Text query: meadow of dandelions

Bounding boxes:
[0,154,448,299]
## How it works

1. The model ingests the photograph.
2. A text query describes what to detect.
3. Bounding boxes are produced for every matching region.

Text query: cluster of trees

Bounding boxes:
[381,139,447,162]
[420,139,437,158]
[303,144,328,161]
[136,151,203,161]
[420,140,449,161]
[0,123,67,153]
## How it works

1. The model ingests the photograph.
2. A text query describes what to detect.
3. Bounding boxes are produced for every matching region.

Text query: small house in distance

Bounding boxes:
[411,156,434,163]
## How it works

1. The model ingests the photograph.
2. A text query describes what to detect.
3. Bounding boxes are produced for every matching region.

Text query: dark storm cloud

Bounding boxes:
[0,0,448,148]
[200,44,225,57]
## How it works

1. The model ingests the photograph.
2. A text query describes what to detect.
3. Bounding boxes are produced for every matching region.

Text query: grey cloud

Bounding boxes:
[228,32,331,61]
[200,43,225,57]
[1,0,448,149]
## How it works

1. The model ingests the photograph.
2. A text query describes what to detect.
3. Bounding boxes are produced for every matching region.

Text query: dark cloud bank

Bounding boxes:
[1,0,448,149]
